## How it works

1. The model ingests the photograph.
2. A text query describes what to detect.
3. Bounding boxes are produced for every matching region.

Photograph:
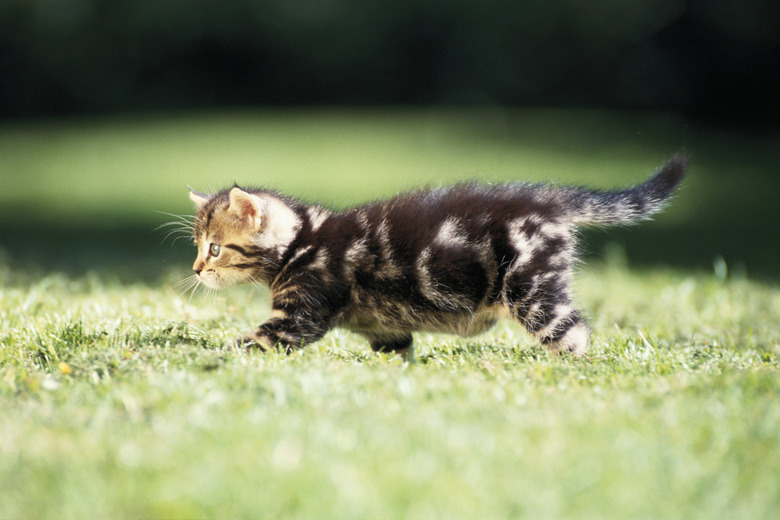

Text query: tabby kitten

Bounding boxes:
[187,154,686,357]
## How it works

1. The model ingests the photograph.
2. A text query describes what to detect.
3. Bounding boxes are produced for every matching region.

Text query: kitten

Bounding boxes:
[187,154,686,357]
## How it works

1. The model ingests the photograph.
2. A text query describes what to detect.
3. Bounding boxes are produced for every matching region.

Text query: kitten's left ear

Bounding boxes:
[228,187,266,231]
[189,186,211,209]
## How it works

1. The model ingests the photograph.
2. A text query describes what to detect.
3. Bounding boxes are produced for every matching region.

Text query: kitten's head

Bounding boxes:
[189,186,301,289]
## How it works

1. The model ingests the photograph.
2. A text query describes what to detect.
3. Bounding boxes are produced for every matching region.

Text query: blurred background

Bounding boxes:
[2,0,780,123]
[1,0,779,280]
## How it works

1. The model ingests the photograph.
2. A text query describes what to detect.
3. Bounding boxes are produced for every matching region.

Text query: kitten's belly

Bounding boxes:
[338,302,508,338]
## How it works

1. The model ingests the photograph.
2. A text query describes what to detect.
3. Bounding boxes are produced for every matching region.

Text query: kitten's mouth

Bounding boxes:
[197,270,249,290]
[197,272,223,290]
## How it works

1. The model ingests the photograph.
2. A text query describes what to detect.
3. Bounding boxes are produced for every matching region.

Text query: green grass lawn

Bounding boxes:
[1,265,778,519]
[1,108,779,518]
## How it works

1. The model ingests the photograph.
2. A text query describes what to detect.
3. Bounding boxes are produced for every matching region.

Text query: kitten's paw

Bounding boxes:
[234,331,299,354]
[235,334,271,352]
[549,321,590,358]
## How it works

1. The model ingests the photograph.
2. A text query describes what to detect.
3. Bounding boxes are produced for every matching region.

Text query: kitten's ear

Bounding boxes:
[189,186,211,209]
[228,187,265,231]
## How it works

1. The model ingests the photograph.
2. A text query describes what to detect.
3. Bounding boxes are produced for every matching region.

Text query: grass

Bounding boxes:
[1,108,779,518]
[1,263,779,519]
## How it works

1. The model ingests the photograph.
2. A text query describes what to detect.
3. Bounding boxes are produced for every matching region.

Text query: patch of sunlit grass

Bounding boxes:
[1,263,778,519]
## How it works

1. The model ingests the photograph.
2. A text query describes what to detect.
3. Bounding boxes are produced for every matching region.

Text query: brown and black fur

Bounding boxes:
[187,154,686,357]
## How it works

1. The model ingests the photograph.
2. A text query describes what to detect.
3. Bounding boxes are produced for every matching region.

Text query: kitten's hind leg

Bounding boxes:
[366,333,414,361]
[539,314,590,356]
[505,272,590,356]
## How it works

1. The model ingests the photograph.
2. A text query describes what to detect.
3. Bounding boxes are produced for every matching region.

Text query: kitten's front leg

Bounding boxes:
[238,310,330,353]
[238,271,346,353]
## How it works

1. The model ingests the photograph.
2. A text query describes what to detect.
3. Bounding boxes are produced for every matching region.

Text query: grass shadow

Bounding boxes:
[0,221,192,283]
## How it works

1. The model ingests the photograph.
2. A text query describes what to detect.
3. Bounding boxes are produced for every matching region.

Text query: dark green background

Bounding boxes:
[2,0,778,125]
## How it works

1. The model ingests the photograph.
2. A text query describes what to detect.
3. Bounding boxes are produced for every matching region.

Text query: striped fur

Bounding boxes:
[188,154,686,357]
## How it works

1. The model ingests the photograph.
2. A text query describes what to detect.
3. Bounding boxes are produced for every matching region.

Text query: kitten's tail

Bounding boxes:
[566,153,687,226]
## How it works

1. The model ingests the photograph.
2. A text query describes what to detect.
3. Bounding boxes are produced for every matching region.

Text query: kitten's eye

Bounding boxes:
[209,244,221,257]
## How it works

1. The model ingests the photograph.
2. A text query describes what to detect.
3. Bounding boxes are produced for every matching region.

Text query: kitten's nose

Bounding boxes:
[193,260,205,275]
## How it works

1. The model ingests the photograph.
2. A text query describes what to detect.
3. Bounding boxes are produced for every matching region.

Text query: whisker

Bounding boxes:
[160,227,192,238]
[202,286,218,306]
[154,210,197,223]
[160,229,196,246]
[155,223,194,236]
[172,275,203,302]
[188,282,204,303]
[172,274,198,289]
[155,219,197,246]
[154,218,194,228]
[248,276,266,292]
[153,212,196,237]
